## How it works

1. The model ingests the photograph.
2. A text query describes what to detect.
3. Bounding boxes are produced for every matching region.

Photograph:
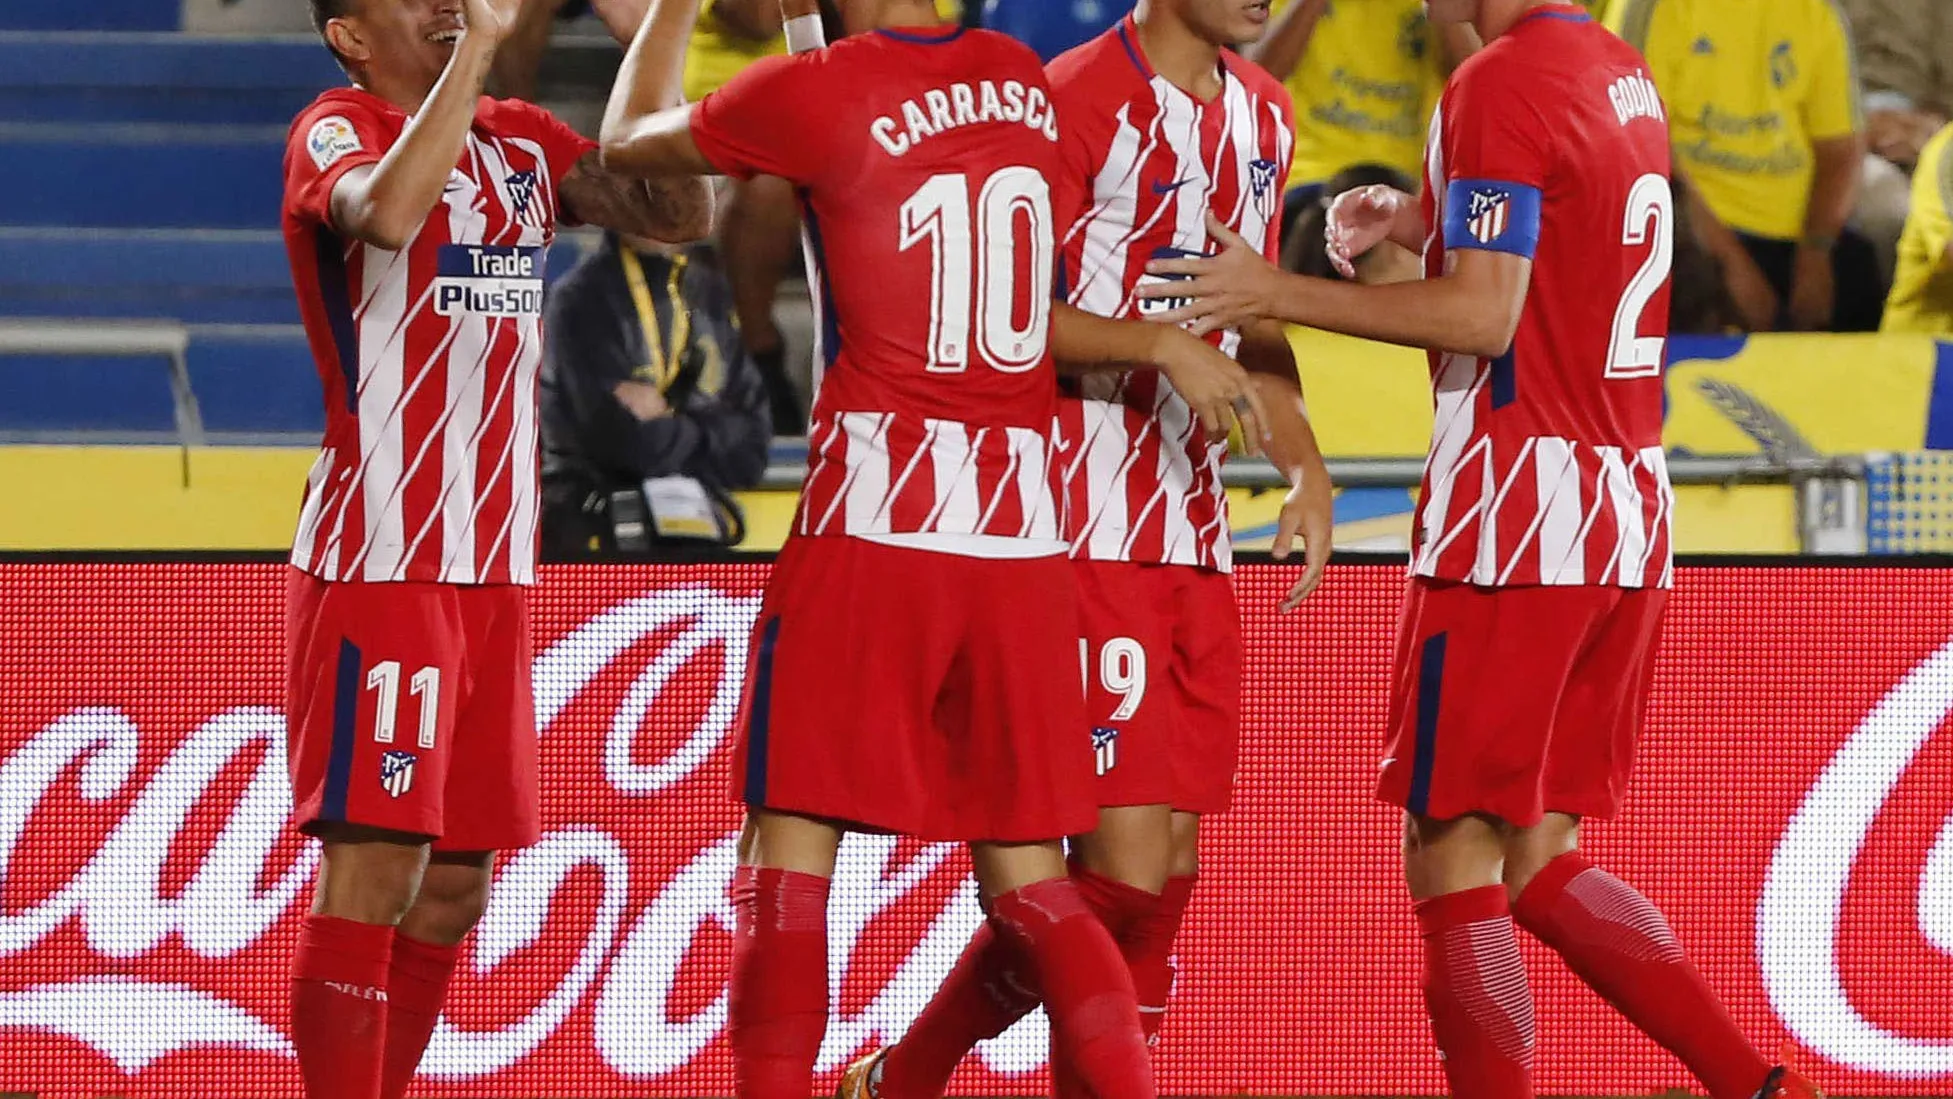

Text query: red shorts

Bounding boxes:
[1377,577,1669,827]
[730,536,1096,843]
[284,569,539,852]
[1077,561,1243,815]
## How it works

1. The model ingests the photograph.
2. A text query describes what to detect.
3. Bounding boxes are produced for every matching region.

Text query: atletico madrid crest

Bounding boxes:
[380,750,418,799]
[1466,188,1511,244]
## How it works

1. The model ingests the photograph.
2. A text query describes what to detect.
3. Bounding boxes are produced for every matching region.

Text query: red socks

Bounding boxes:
[876,919,1038,1099]
[380,932,459,1099]
[292,914,394,1099]
[988,878,1154,1099]
[729,866,833,1099]
[1416,886,1536,1099]
[1514,853,1771,1099]
[883,867,1190,1099]
[1126,873,1195,1044]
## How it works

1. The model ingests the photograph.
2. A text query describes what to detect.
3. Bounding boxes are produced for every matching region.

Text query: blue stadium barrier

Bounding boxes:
[0,126,286,228]
[0,352,181,433]
[0,0,176,32]
[0,33,343,125]
[185,329,324,434]
[0,230,299,324]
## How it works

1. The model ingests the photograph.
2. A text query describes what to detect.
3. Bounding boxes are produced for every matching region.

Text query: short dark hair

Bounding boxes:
[311,0,358,71]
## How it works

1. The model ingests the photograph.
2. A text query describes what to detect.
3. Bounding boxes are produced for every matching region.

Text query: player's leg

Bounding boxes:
[284,572,470,1099]
[296,828,429,1099]
[1377,580,1598,1099]
[1503,590,1797,1099]
[381,851,493,1099]
[728,537,963,1099]
[377,584,543,1099]
[875,562,1174,1099]
[966,839,1156,1099]
[722,175,806,431]
[732,809,845,1099]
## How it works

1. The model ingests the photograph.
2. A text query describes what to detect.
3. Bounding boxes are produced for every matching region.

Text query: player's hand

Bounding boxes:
[1788,245,1835,331]
[1272,453,1333,611]
[461,0,524,44]
[1324,184,1409,278]
[1138,212,1288,337]
[1156,328,1270,451]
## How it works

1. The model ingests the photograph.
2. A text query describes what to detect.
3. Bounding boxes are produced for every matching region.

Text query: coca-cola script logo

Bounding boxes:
[1,563,1948,1096]
[0,580,1048,1094]
[1758,637,1953,1078]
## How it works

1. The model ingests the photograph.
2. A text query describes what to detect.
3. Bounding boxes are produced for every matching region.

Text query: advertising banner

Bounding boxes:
[1,561,1947,1096]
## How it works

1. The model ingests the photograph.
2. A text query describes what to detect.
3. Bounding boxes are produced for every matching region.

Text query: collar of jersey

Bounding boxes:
[1117,15,1232,103]
[875,23,965,44]
[1514,3,1592,27]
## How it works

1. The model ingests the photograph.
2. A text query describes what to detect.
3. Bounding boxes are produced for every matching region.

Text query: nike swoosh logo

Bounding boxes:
[1152,178,1193,196]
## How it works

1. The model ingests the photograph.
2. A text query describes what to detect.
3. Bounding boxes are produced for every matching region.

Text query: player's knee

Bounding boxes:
[1501,816,1581,900]
[1168,812,1200,878]
[312,829,430,925]
[401,859,495,946]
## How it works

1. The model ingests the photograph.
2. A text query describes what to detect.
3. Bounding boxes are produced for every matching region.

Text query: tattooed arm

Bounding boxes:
[560,150,714,242]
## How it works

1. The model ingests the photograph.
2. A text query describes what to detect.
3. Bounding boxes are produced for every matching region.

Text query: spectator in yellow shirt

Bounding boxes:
[1247,0,1474,243]
[1881,122,1953,334]
[1614,0,1880,331]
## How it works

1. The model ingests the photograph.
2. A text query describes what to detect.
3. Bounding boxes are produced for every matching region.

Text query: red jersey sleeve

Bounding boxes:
[689,51,829,184]
[1438,59,1550,258]
[284,94,391,227]
[1045,62,1107,231]
[1262,82,1296,265]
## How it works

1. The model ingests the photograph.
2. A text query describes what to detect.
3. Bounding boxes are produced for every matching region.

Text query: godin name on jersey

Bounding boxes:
[869,79,1061,158]
[433,243,545,317]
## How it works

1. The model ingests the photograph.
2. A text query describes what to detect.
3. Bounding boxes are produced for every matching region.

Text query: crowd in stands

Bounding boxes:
[515,0,1952,553]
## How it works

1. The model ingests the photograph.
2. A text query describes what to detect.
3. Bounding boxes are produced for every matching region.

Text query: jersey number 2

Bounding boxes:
[1605,173,1673,379]
[899,167,1054,374]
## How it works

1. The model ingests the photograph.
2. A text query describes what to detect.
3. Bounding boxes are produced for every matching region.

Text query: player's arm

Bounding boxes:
[1242,0,1327,81]
[559,153,714,241]
[327,0,518,250]
[1048,303,1271,446]
[713,0,786,40]
[1238,319,1333,607]
[599,0,720,179]
[1141,212,1529,358]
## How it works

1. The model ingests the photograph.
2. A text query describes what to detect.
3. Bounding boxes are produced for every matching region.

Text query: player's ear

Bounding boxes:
[323,14,372,67]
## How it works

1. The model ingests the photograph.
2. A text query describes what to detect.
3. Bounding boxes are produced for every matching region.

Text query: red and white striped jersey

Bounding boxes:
[1048,18,1293,573]
[282,88,595,585]
[689,27,1068,552]
[1412,6,1674,589]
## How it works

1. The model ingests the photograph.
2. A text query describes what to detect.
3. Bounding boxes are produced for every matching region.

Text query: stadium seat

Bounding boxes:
[0,126,286,228]
[0,228,299,325]
[0,33,343,125]
[0,352,181,434]
[0,0,177,32]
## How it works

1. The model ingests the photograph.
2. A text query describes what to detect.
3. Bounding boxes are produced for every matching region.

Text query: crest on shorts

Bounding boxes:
[1092,726,1119,777]
[1466,188,1511,244]
[380,750,417,798]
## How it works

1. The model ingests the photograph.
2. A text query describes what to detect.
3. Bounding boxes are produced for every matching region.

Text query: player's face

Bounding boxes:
[328,0,466,82]
[1177,0,1274,46]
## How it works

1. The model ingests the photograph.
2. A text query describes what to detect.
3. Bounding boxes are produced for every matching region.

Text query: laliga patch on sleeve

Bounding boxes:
[306,116,364,171]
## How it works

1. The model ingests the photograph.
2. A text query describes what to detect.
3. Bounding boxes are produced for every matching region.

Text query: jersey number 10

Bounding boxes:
[899,167,1054,374]
[1605,173,1673,380]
